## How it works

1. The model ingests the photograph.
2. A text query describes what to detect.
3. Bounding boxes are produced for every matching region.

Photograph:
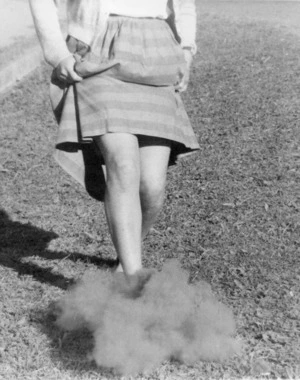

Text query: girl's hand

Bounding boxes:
[175,48,193,92]
[54,55,83,83]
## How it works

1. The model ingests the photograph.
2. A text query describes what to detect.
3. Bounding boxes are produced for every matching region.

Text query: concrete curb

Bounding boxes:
[0,46,43,95]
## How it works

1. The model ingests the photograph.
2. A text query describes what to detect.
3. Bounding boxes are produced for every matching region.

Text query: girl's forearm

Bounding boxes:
[176,0,197,55]
[29,0,70,67]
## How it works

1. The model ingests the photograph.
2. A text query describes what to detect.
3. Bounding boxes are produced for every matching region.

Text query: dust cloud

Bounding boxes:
[55,260,241,375]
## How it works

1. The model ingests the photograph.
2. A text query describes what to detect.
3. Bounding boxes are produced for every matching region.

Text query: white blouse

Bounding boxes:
[109,0,170,19]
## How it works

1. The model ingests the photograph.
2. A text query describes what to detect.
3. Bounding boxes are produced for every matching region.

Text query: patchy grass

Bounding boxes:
[0,10,300,380]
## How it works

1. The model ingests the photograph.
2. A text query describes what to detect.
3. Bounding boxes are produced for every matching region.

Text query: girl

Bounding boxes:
[29,0,200,277]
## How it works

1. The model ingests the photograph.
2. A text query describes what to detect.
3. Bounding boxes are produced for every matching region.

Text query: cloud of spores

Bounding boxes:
[55,260,241,375]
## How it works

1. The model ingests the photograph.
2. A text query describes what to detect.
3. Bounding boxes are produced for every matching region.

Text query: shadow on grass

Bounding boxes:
[0,209,116,375]
[34,306,115,377]
[0,209,117,289]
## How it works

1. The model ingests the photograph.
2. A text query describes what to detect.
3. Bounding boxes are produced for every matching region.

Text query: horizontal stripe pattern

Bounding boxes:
[51,16,199,200]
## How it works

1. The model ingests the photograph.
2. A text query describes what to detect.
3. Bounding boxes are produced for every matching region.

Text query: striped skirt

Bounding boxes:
[51,16,200,201]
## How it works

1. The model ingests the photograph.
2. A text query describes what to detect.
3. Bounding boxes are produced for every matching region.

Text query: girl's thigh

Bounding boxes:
[94,132,142,165]
[138,135,171,187]
[94,133,141,183]
[93,133,171,186]
[94,133,139,161]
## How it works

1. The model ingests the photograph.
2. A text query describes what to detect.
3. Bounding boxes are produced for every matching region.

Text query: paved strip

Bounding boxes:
[0,47,42,95]
[0,0,36,49]
[0,0,67,94]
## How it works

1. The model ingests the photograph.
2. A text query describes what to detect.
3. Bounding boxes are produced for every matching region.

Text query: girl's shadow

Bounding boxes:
[0,208,116,289]
[1,208,118,375]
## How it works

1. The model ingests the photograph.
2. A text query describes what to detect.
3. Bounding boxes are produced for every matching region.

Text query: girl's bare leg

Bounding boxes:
[94,134,170,275]
[139,137,171,239]
[94,133,142,276]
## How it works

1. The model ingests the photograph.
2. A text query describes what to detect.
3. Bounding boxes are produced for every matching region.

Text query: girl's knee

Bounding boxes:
[106,155,140,191]
[140,177,166,208]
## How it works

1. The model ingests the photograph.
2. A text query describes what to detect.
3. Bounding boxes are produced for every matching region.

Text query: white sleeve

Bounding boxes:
[176,0,197,55]
[29,0,71,67]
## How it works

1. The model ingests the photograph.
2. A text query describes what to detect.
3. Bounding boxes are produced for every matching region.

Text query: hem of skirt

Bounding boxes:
[54,134,199,201]
[53,149,106,202]
[79,127,200,152]
[54,150,85,188]
[174,149,199,161]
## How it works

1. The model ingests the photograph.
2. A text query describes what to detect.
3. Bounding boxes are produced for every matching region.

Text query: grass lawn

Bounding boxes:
[0,6,299,380]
